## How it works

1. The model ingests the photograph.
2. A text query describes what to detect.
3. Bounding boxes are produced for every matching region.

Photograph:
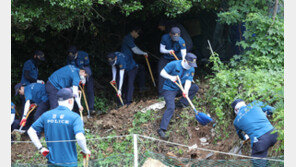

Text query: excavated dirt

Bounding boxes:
[11,82,249,164]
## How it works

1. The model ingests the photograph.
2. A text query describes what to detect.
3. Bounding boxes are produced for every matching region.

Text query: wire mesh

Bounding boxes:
[12,134,284,167]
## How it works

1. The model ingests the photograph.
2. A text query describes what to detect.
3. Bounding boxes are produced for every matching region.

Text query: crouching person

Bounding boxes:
[27,88,91,166]
[231,99,278,167]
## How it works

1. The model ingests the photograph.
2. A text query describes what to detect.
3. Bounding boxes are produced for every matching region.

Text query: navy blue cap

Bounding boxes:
[57,88,77,101]
[170,27,181,41]
[14,83,25,96]
[107,53,116,66]
[68,46,77,54]
[185,53,197,67]
[231,99,244,109]
[170,27,180,34]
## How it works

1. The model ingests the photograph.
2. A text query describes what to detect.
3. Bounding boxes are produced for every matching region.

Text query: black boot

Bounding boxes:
[157,129,169,140]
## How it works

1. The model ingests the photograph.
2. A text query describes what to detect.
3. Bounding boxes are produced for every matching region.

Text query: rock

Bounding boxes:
[167,152,177,157]
[142,158,168,167]
[200,137,207,143]
[140,101,166,113]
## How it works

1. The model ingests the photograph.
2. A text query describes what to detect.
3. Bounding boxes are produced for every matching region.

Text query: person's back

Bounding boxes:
[21,59,38,85]
[48,65,80,90]
[234,100,274,145]
[24,83,48,104]
[32,105,84,166]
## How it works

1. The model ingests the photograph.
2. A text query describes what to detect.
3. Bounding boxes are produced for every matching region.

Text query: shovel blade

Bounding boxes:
[195,112,213,126]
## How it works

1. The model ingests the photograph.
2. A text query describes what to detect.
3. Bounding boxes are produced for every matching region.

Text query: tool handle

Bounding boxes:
[145,56,156,87]
[79,85,90,117]
[176,76,198,113]
[171,52,179,60]
[109,82,124,106]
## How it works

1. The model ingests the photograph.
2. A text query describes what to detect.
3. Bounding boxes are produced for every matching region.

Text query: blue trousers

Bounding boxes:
[123,67,138,105]
[45,81,59,109]
[160,84,199,130]
[85,72,95,110]
[136,64,146,90]
[157,57,173,96]
[251,129,278,167]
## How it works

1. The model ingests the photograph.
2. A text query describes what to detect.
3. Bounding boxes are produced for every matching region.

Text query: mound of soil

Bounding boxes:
[11,82,248,164]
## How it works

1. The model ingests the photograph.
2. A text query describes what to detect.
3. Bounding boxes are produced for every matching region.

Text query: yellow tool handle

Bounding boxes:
[145,56,156,87]
[83,155,89,167]
[21,105,37,127]
[109,82,124,106]
[171,52,179,60]
[79,85,90,112]
[176,76,197,112]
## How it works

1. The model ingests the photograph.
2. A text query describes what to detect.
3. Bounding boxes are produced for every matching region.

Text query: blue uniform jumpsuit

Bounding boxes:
[121,34,140,104]
[13,83,49,132]
[121,34,146,93]
[67,51,95,111]
[20,59,39,115]
[234,100,278,167]
[160,60,199,131]
[158,34,186,96]
[112,52,128,104]
[45,65,81,109]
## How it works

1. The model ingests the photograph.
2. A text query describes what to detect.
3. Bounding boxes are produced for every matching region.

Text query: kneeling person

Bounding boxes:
[158,53,199,140]
[27,88,91,166]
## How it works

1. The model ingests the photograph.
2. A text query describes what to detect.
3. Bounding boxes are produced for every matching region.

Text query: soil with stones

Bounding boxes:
[11,82,252,164]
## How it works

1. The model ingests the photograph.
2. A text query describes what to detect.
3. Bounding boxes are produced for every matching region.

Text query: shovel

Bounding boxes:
[174,76,213,126]
[12,104,37,134]
[83,154,90,167]
[171,51,179,60]
[144,55,156,87]
[79,84,91,118]
[229,138,250,155]
[109,81,124,106]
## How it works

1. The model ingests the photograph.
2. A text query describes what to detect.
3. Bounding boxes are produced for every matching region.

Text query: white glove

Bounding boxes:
[244,134,249,141]
[169,75,178,83]
[40,147,49,157]
[169,50,175,55]
[82,148,91,155]
[80,76,86,85]
[117,89,122,96]
[37,80,45,84]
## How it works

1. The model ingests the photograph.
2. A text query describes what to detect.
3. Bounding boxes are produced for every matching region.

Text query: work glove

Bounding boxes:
[143,53,148,57]
[37,80,45,84]
[169,76,178,83]
[169,50,175,55]
[80,76,86,85]
[39,147,49,157]
[79,106,84,112]
[244,134,249,141]
[110,80,116,85]
[182,89,189,98]
[80,149,91,158]
[79,80,85,87]
[20,118,27,127]
[117,89,122,97]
